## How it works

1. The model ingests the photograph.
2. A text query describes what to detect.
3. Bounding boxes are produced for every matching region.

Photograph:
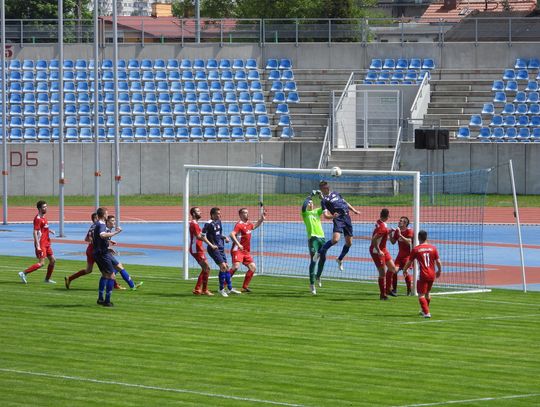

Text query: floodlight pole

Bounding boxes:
[508,160,527,292]
[113,0,121,224]
[93,0,100,209]
[183,169,190,280]
[58,0,66,237]
[1,0,8,225]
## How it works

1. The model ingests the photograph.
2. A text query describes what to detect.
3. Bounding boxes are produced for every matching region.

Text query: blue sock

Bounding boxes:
[98,277,106,301]
[338,244,351,261]
[218,272,226,290]
[119,269,135,288]
[105,279,114,303]
[319,240,335,256]
[225,272,232,290]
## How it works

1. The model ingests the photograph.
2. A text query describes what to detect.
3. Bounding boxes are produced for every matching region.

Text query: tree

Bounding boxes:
[5,0,92,20]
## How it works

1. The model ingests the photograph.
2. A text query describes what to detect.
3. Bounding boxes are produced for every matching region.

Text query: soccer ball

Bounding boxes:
[330,166,342,177]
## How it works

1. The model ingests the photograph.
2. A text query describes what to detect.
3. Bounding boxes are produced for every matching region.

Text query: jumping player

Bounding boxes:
[389,216,414,296]
[18,200,56,284]
[369,208,397,300]
[403,230,442,318]
[229,206,266,293]
[190,206,216,296]
[314,181,360,271]
[202,207,240,297]
[302,191,327,295]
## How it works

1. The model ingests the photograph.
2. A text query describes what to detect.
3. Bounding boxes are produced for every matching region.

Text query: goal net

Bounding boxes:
[183,165,491,294]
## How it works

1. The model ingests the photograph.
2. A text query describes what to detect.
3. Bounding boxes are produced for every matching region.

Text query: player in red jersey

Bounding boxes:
[229,207,266,293]
[389,216,414,296]
[369,208,397,300]
[190,207,217,296]
[403,230,442,318]
[18,200,56,284]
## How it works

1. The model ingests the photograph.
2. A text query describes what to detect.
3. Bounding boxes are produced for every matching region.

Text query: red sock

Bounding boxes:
[45,264,55,280]
[194,272,203,291]
[405,274,412,291]
[243,270,254,289]
[24,263,43,274]
[419,297,430,314]
[229,268,236,277]
[392,273,398,291]
[385,271,393,294]
[114,280,121,289]
[378,277,386,296]
[69,269,87,282]
[202,271,209,291]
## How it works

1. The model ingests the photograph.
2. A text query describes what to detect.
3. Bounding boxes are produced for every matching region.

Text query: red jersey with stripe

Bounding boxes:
[393,227,414,257]
[369,219,389,254]
[34,214,51,247]
[231,221,254,253]
[189,220,204,254]
[410,243,439,281]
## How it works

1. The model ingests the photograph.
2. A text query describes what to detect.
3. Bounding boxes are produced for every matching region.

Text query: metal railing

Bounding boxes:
[318,119,332,169]
[3,17,540,45]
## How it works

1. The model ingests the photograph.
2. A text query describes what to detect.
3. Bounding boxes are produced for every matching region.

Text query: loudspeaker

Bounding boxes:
[437,129,450,149]
[414,129,427,149]
[425,129,438,150]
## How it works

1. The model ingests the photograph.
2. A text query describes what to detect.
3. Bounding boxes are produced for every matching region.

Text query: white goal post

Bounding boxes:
[183,165,422,290]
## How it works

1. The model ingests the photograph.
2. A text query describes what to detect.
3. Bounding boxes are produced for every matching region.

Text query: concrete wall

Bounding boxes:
[9,42,540,70]
[400,142,540,194]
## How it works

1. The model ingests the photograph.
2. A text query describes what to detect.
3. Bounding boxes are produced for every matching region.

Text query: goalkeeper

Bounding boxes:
[302,190,327,295]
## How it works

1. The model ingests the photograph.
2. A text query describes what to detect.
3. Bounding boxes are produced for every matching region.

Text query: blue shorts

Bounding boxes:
[333,215,353,237]
[94,252,116,275]
[208,247,227,266]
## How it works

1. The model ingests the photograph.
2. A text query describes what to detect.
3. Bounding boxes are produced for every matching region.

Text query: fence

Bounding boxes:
[3,17,540,46]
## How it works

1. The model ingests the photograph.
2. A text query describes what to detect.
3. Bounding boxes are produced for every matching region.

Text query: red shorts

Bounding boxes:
[190,252,207,264]
[395,255,411,271]
[86,245,95,266]
[36,245,53,259]
[231,250,254,266]
[417,279,434,295]
[370,249,392,268]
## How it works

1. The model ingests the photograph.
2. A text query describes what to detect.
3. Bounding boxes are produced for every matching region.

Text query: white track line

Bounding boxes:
[394,392,540,406]
[0,368,307,407]
[399,313,540,325]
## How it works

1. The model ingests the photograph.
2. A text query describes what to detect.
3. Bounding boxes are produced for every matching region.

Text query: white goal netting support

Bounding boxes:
[183,164,491,294]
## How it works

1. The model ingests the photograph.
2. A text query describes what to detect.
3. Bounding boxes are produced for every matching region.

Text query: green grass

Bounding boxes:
[5,194,540,207]
[1,256,539,406]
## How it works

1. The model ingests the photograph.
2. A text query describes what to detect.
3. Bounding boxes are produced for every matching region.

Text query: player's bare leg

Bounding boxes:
[65,262,93,289]
[336,234,352,271]
[19,256,46,283]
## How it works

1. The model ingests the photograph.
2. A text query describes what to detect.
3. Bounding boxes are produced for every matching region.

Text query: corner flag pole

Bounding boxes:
[508,160,527,293]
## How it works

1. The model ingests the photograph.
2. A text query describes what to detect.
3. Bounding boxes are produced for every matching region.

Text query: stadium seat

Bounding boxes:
[9,93,22,104]
[9,104,22,116]
[382,59,395,70]
[22,128,37,142]
[266,59,278,70]
[525,81,538,92]
[273,92,285,103]
[530,115,540,127]
[154,59,166,70]
[180,59,192,70]
[231,127,244,140]
[505,80,518,92]
[37,116,50,128]
[528,58,540,70]
[141,59,153,70]
[134,127,147,141]
[276,103,289,115]
[214,102,226,114]
[503,69,515,80]
[234,70,247,81]
[161,115,174,127]
[174,115,188,127]
[36,71,48,81]
[9,71,21,81]
[493,92,507,103]
[23,104,36,116]
[278,114,290,126]
[287,92,300,103]
[9,59,21,71]
[22,116,36,128]
[200,103,213,115]
[502,115,516,127]
[491,127,504,140]
[248,70,260,81]
[203,127,216,140]
[9,82,22,93]
[147,115,160,127]
[188,115,201,127]
[527,91,539,103]
[365,71,378,81]
[502,103,515,115]
[221,69,233,81]
[268,70,281,81]
[516,70,529,81]
[245,127,258,140]
[9,128,23,141]
[190,127,203,140]
[215,115,228,127]
[392,71,405,81]
[457,127,470,139]
[395,58,408,70]
[168,71,181,81]
[37,128,51,142]
[162,127,175,141]
[259,127,271,139]
[176,127,189,141]
[481,103,495,115]
[79,128,93,141]
[254,103,267,115]
[490,115,503,126]
[243,114,256,127]
[515,58,528,69]
[148,128,161,141]
[205,59,218,70]
[516,103,528,115]
[167,59,179,70]
[217,127,230,140]
[229,115,242,127]
[223,81,235,92]
[532,128,540,141]
[492,80,504,92]
[369,59,382,70]
[257,114,270,126]
[187,103,199,115]
[517,115,529,126]
[279,58,292,69]
[35,59,48,70]
[514,91,526,103]
[378,71,391,81]
[225,92,237,103]
[517,127,530,141]
[65,128,79,141]
[505,127,517,141]
[245,59,257,70]
[281,69,294,80]
[22,71,34,82]
[280,127,294,138]
[202,115,215,127]
[252,92,264,103]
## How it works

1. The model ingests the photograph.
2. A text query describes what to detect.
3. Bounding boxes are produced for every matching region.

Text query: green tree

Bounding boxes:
[5,0,92,20]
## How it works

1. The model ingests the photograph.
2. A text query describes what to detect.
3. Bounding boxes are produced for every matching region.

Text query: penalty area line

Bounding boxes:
[394,392,540,406]
[0,368,307,407]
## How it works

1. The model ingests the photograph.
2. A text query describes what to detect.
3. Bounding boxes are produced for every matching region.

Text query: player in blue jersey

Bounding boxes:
[202,207,241,297]
[93,207,122,307]
[105,215,143,291]
[314,181,360,271]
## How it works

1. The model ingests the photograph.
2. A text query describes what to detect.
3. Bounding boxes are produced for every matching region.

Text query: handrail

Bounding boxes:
[334,71,356,113]
[391,127,402,171]
[318,120,331,169]
[410,72,429,118]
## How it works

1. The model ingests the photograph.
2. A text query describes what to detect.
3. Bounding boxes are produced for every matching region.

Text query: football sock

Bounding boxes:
[337,244,351,261]
[70,269,87,282]
[45,264,55,280]
[319,240,335,256]
[309,260,317,285]
[419,297,429,314]
[316,253,326,280]
[119,269,135,289]
[105,279,114,303]
[392,273,398,291]
[385,271,393,294]
[202,271,209,291]
[98,277,106,301]
[114,280,121,289]
[225,271,232,290]
[218,271,226,290]
[229,268,236,277]
[24,263,42,274]
[195,272,203,291]
[426,297,431,305]
[243,270,254,289]
[378,277,386,296]
[405,274,412,291]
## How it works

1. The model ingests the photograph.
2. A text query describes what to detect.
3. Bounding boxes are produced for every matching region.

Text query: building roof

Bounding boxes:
[100,16,237,38]
[420,0,536,21]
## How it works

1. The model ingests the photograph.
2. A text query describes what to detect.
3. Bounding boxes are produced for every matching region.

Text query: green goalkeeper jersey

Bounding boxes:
[302,207,325,238]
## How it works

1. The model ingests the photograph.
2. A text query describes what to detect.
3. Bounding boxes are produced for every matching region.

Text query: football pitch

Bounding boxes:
[1,256,539,406]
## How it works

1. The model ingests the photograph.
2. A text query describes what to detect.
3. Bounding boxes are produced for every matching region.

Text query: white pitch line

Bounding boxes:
[394,392,540,406]
[0,368,307,407]
[399,313,540,325]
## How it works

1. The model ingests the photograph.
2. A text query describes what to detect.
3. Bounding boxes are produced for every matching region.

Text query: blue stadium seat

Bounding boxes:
[9,71,21,81]
[207,70,219,81]
[241,103,254,115]
[9,104,22,116]
[179,59,191,70]
[171,93,184,104]
[532,128,540,141]
[217,127,230,141]
[396,58,408,70]
[243,114,256,126]
[369,59,382,70]
[527,91,539,103]
[134,115,146,127]
[9,59,21,70]
[287,92,300,103]
[525,81,538,92]
[148,115,160,127]
[505,80,518,92]
[516,103,528,115]
[140,59,152,70]
[65,127,79,141]
[383,59,395,70]
[142,71,155,82]
[211,92,224,104]
[247,70,260,81]
[9,128,23,141]
[273,91,285,103]
[75,59,87,70]
[37,128,51,142]
[257,114,270,126]
[229,115,242,127]
[268,70,281,81]
[502,115,516,127]
[226,104,239,115]
[517,115,529,127]
[174,115,188,127]
[276,103,289,115]
[378,71,390,81]
[188,115,201,127]
[422,58,435,70]
[215,115,228,127]
[120,115,133,127]
[491,127,505,140]
[134,127,147,141]
[197,81,209,92]
[221,69,233,81]
[244,127,258,140]
[9,82,22,93]
[131,103,144,115]
[278,114,290,126]
[78,116,91,128]
[187,103,199,115]
[514,91,526,103]
[266,59,278,70]
[160,103,172,115]
[250,81,262,92]
[176,127,189,141]
[236,81,249,92]
[530,115,540,127]
[203,127,217,140]
[190,127,203,140]
[516,69,529,81]
[505,127,517,140]
[365,71,378,81]
[78,103,91,115]
[10,93,22,104]
[279,58,292,70]
[281,69,294,81]
[457,127,470,139]
[252,92,264,103]
[238,91,251,103]
[162,127,176,141]
[392,71,405,81]
[528,58,540,70]
[167,59,179,70]
[481,103,495,115]
[254,103,267,115]
[234,70,247,81]
[280,127,294,138]
[24,93,37,104]
[259,127,271,139]
[517,127,530,141]
[22,59,34,70]
[159,92,171,104]
[37,104,50,116]
[77,81,89,92]
[503,69,515,81]
[153,59,166,70]
[173,104,186,116]
[231,127,244,141]
[502,103,515,115]
[225,92,237,103]
[490,115,503,126]
[204,58,217,70]
[63,59,74,70]
[79,128,93,141]
[202,115,215,127]
[36,71,48,81]
[37,116,50,128]
[209,81,222,92]
[200,103,213,115]
[233,59,245,70]
[193,59,205,71]
[161,115,174,127]
[35,59,48,70]
[23,104,36,117]
[22,71,34,82]
[48,59,59,70]
[493,92,506,103]
[528,104,540,115]
[102,59,113,69]
[492,80,504,92]
[515,58,528,69]
[195,70,207,81]
[22,128,37,142]
[246,59,257,70]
